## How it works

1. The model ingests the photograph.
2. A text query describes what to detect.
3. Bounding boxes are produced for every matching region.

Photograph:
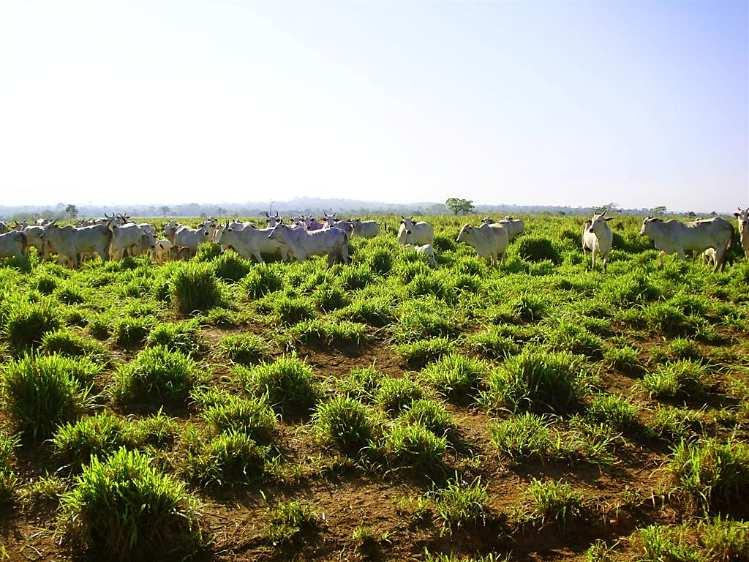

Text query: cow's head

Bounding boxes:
[735,207,749,232]
[456,224,473,243]
[268,223,287,240]
[640,216,661,236]
[587,210,613,235]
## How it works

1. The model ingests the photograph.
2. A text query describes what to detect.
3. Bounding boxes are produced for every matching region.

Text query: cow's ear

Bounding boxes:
[734,212,741,217]
[604,217,614,221]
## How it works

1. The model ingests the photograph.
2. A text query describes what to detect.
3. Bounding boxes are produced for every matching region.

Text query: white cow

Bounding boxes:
[352,219,379,238]
[581,211,614,271]
[109,223,154,260]
[415,244,437,267]
[163,222,180,243]
[218,224,288,263]
[264,211,281,228]
[173,224,212,258]
[152,239,174,263]
[734,208,749,259]
[397,217,434,246]
[498,217,524,240]
[0,231,27,259]
[22,225,47,256]
[456,222,509,264]
[44,223,111,267]
[268,223,349,265]
[640,216,734,272]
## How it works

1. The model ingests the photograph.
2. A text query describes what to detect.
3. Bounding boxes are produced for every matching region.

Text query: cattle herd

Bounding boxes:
[0,208,747,271]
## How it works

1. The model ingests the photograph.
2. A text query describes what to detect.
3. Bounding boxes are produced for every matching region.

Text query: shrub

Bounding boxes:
[396,337,454,369]
[433,478,488,531]
[212,251,252,282]
[398,399,455,439]
[421,354,487,401]
[112,346,198,409]
[641,360,706,401]
[147,320,201,355]
[243,264,283,299]
[4,299,60,351]
[518,237,560,264]
[375,378,425,415]
[525,479,583,525]
[201,395,276,444]
[383,423,446,470]
[267,501,320,544]
[668,439,749,514]
[467,327,520,359]
[172,263,222,314]
[59,448,203,560]
[219,333,269,366]
[485,350,587,414]
[40,329,108,363]
[113,317,153,349]
[239,356,317,417]
[187,431,267,486]
[586,394,638,431]
[489,412,559,462]
[2,354,93,439]
[313,396,377,454]
[52,412,126,469]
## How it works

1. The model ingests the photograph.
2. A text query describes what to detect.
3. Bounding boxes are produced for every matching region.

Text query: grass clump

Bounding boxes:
[112,346,198,409]
[338,366,382,402]
[641,360,706,401]
[212,251,251,282]
[243,264,283,299]
[52,412,126,469]
[238,356,317,417]
[398,399,456,439]
[635,525,699,562]
[287,319,367,350]
[201,395,277,444]
[59,448,203,560]
[219,333,269,366]
[586,394,638,431]
[525,479,583,525]
[187,431,267,486]
[0,433,17,506]
[485,350,587,414]
[172,262,222,314]
[699,517,749,561]
[312,283,350,312]
[147,320,201,355]
[2,354,94,440]
[433,478,488,532]
[489,412,560,462]
[313,396,378,454]
[544,321,603,358]
[383,423,446,470]
[113,317,153,349]
[4,299,60,351]
[40,329,108,363]
[518,237,560,264]
[668,438,749,515]
[650,406,705,443]
[396,337,454,369]
[274,295,315,325]
[267,500,320,545]
[467,327,520,360]
[375,378,425,415]
[420,354,487,402]
[603,344,640,373]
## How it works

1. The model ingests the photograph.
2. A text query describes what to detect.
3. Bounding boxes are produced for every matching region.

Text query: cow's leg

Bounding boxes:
[714,246,727,272]
[602,254,608,272]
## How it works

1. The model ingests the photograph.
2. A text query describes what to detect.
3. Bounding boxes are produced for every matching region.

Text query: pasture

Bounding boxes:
[0,213,747,561]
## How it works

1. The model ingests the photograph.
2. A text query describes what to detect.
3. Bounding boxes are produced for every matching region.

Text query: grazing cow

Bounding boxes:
[415,244,437,267]
[581,210,614,271]
[640,216,734,271]
[173,224,212,258]
[498,216,525,241]
[352,219,379,238]
[22,225,47,256]
[397,217,434,246]
[456,222,509,264]
[218,223,288,263]
[152,239,174,263]
[44,223,111,267]
[0,231,27,259]
[734,208,749,258]
[268,223,349,265]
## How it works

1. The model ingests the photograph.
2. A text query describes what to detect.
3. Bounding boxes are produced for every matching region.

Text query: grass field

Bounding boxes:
[0,213,747,561]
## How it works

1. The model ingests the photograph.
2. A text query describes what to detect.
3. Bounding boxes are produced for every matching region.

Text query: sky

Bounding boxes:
[0,0,747,212]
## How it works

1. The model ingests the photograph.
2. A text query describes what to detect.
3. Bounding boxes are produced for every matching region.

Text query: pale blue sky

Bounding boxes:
[1,1,747,211]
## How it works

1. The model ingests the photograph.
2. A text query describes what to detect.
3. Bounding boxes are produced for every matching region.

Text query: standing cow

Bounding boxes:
[352,219,380,238]
[397,217,434,246]
[640,216,734,272]
[456,222,509,264]
[582,210,614,271]
[218,223,288,263]
[734,207,749,259]
[0,231,27,259]
[268,223,349,266]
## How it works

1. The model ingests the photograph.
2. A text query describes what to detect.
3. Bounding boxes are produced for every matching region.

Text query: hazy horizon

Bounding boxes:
[1,1,747,211]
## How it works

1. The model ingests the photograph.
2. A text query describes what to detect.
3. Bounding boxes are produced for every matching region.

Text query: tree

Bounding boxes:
[64,204,78,219]
[651,206,667,216]
[160,206,171,217]
[445,198,475,215]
